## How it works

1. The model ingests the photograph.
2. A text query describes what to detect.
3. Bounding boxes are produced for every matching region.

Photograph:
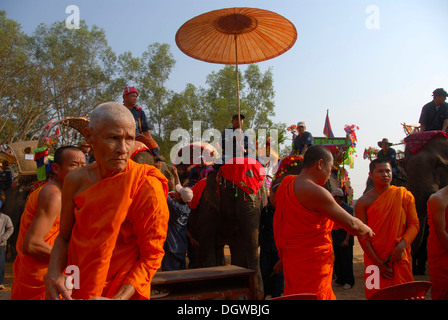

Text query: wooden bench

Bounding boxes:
[151,265,255,300]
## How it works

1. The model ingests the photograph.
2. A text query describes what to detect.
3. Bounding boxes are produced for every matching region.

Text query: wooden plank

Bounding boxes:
[152,265,253,285]
[151,265,255,300]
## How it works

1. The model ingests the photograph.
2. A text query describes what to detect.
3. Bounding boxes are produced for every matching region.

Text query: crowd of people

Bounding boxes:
[0,87,447,300]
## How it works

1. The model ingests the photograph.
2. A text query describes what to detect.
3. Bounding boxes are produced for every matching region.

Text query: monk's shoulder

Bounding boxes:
[356,190,377,209]
[136,166,167,192]
[65,165,92,193]
[293,176,329,205]
[428,188,448,208]
[39,181,62,203]
[294,176,318,192]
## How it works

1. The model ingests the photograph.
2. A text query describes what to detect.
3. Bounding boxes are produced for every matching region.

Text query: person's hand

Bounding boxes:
[359,224,375,243]
[273,259,283,274]
[44,271,73,300]
[379,259,394,279]
[171,165,178,174]
[389,241,406,265]
[341,238,349,247]
[189,237,199,247]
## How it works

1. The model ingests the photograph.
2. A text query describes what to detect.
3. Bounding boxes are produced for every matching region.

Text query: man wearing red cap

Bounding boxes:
[123,85,159,156]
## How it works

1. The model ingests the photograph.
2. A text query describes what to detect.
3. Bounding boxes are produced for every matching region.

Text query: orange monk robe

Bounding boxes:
[67,160,169,300]
[363,186,419,300]
[427,204,448,300]
[273,175,336,300]
[11,184,60,300]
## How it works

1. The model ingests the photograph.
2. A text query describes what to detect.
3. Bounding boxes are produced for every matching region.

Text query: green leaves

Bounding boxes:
[0,12,117,144]
[0,12,280,163]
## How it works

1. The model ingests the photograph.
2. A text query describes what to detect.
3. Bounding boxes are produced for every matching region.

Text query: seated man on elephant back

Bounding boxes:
[219,113,256,165]
[418,88,448,132]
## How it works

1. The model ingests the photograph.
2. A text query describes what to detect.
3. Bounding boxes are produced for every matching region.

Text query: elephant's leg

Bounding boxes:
[195,221,217,267]
[194,203,223,268]
[233,202,264,300]
[221,187,264,300]
[229,202,260,271]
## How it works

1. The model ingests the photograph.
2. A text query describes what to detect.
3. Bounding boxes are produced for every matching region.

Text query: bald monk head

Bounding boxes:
[84,102,136,177]
[302,145,334,186]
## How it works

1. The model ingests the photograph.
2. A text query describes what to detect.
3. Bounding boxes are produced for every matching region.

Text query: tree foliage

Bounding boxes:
[0,12,284,162]
[0,12,118,144]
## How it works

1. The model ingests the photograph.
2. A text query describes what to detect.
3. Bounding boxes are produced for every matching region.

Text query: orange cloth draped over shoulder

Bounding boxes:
[11,184,60,300]
[427,204,448,300]
[67,160,169,300]
[363,186,419,300]
[273,175,335,300]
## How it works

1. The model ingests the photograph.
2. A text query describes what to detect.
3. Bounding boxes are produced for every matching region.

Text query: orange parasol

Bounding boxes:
[176,7,297,119]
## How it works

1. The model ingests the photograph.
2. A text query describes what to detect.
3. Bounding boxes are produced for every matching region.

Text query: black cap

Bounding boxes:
[432,88,448,97]
[232,113,245,120]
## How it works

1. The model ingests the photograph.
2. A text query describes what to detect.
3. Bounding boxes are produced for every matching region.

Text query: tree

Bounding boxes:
[158,63,284,163]
[0,14,118,145]
[204,65,245,130]
[0,10,31,143]
[203,64,275,130]
[137,43,176,141]
[244,64,275,128]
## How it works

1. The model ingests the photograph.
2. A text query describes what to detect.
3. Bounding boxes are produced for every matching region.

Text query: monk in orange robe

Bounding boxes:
[11,146,86,300]
[45,102,169,300]
[273,146,373,300]
[355,159,419,300]
[427,186,448,300]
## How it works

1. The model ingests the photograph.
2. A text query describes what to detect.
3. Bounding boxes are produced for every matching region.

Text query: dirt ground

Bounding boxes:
[0,239,431,300]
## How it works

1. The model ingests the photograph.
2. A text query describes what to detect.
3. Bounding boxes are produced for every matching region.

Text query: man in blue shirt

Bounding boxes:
[220,114,256,164]
[419,88,448,132]
[290,121,313,156]
[162,166,193,271]
[122,85,160,156]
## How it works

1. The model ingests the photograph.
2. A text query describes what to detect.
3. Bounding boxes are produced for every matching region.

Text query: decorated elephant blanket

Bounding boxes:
[404,130,448,155]
[188,178,207,210]
[218,157,266,195]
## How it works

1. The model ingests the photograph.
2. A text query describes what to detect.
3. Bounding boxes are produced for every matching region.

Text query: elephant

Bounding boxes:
[186,158,268,300]
[404,132,448,255]
[187,153,348,300]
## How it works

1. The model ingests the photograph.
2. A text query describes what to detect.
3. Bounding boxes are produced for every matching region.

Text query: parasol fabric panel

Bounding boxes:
[176,7,297,65]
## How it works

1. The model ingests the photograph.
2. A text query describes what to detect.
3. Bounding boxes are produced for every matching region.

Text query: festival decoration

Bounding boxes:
[344,124,359,147]
[286,124,298,147]
[286,124,298,134]
[343,124,359,169]
[363,147,379,161]
[273,154,304,180]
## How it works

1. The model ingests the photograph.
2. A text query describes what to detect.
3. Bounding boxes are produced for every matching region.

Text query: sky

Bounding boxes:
[1,0,448,199]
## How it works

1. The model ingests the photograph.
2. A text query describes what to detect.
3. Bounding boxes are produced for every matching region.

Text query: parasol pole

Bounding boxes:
[234,33,241,125]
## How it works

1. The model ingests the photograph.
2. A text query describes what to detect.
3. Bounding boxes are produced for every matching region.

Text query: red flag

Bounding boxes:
[323,110,334,138]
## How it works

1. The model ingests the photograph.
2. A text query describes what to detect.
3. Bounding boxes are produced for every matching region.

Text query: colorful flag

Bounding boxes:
[323,110,334,138]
